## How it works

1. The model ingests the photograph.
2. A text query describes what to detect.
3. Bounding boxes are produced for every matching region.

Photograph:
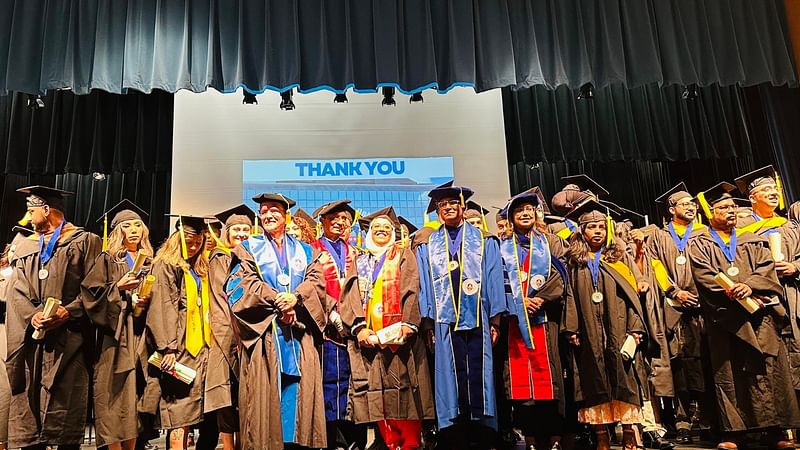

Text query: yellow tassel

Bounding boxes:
[18,212,31,226]
[459,189,465,208]
[286,210,292,225]
[481,210,488,233]
[316,222,322,239]
[251,213,261,236]
[776,172,786,210]
[179,217,188,260]
[207,223,225,250]
[102,214,108,252]
[605,210,614,247]
[696,191,712,221]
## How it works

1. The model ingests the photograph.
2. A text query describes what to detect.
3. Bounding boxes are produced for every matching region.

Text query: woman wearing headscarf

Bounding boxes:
[340,206,434,450]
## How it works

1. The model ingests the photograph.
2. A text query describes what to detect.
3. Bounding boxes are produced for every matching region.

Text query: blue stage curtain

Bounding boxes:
[0,0,796,96]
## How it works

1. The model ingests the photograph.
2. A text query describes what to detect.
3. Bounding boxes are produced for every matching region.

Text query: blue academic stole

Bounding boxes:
[500,233,551,349]
[428,224,484,330]
[242,235,308,377]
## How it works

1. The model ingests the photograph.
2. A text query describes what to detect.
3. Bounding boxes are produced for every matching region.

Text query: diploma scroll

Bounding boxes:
[148,352,197,384]
[769,233,785,262]
[620,334,637,361]
[130,251,148,277]
[133,275,156,317]
[714,272,761,314]
[376,322,406,346]
[32,297,61,340]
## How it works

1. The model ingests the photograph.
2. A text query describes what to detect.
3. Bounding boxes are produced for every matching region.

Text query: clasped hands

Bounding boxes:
[357,325,416,349]
[31,306,70,332]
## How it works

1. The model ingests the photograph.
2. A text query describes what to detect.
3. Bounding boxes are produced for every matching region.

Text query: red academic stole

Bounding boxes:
[366,246,403,331]
[311,239,356,304]
[507,253,555,401]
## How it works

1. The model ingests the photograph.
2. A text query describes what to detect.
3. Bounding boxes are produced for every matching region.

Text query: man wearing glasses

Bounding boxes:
[415,182,507,449]
[688,182,799,450]
[648,183,708,444]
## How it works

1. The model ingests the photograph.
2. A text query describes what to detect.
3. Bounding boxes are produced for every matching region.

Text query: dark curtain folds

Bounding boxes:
[504,83,800,222]
[0,89,173,175]
[0,88,174,247]
[0,0,796,96]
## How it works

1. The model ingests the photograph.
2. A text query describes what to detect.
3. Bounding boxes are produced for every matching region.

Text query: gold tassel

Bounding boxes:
[316,222,322,239]
[179,217,188,260]
[102,214,108,252]
[459,189,465,208]
[481,209,488,233]
[605,209,614,247]
[207,223,225,250]
[251,213,261,236]
[286,210,293,225]
[776,172,786,210]
[18,212,31,226]
[354,210,362,247]
[696,191,712,221]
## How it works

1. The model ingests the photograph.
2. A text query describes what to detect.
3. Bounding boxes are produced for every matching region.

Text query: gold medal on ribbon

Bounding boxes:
[592,291,604,303]
[38,268,49,280]
[676,254,687,265]
[727,265,740,277]
[448,260,460,272]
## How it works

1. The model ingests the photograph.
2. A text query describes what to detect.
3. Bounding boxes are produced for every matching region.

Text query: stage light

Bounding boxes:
[27,94,45,110]
[242,92,258,105]
[334,93,348,103]
[682,84,699,100]
[409,92,424,104]
[576,83,594,100]
[381,87,396,107]
[92,172,106,181]
[280,90,295,111]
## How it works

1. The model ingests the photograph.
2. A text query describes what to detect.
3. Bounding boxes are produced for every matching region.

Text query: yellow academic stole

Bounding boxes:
[184,268,211,357]
[366,249,402,331]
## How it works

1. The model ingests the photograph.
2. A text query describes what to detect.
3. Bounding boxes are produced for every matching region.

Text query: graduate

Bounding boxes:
[562,199,649,450]
[340,207,434,450]
[734,166,800,407]
[415,183,507,449]
[225,194,327,450]
[548,175,606,241]
[81,200,156,450]
[648,184,708,443]
[688,182,800,450]
[397,216,417,249]
[206,204,256,450]
[147,215,215,450]
[499,189,568,450]
[465,201,490,231]
[287,207,317,244]
[310,199,368,450]
[4,186,102,450]
[495,207,512,240]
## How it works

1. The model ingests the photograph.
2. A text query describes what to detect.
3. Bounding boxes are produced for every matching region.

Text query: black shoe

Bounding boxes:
[676,429,693,445]
[643,431,676,450]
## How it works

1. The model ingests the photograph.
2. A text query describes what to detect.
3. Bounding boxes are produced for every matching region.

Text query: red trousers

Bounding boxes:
[376,419,422,450]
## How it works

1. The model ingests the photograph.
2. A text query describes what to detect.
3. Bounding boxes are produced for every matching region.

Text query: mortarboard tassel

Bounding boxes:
[178,217,189,260]
[18,212,31,226]
[102,214,109,252]
[776,172,786,210]
[459,188,465,209]
[207,223,225,249]
[605,209,614,248]
[481,209,489,233]
[696,191,712,221]
[316,222,322,239]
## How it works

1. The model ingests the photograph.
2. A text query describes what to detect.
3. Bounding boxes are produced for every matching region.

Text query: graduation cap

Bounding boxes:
[531,186,550,214]
[215,204,256,228]
[251,193,296,210]
[17,185,74,211]
[464,200,490,232]
[734,165,785,209]
[560,174,610,198]
[567,198,621,247]
[313,199,356,219]
[507,188,543,217]
[465,200,490,216]
[654,183,693,208]
[11,225,34,237]
[97,199,149,251]
[427,183,474,210]
[601,201,648,228]
[495,205,509,221]
[167,214,213,259]
[358,206,400,232]
[398,216,418,235]
[424,180,464,214]
[293,208,316,228]
[551,190,591,216]
[696,182,737,220]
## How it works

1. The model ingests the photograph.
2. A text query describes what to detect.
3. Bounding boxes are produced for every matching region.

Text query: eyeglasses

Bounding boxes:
[713,204,737,211]
[436,199,461,209]
[513,206,539,215]
[674,202,696,209]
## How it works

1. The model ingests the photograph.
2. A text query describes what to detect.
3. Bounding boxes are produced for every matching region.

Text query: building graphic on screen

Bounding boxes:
[243,157,455,227]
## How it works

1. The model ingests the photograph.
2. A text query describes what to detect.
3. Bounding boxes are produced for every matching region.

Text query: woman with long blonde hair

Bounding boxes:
[81,200,156,450]
[147,215,212,450]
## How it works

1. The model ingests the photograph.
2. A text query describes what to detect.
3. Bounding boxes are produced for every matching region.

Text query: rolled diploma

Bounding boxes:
[769,233,785,262]
[32,297,61,340]
[376,322,405,345]
[130,250,148,276]
[133,274,156,317]
[148,352,196,384]
[620,334,637,361]
[714,272,761,314]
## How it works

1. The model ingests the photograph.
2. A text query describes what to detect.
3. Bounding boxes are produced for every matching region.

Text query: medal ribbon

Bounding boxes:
[321,238,346,277]
[587,250,603,292]
[39,219,65,266]
[270,237,289,277]
[708,228,737,265]
[565,219,577,233]
[371,252,387,281]
[446,226,464,258]
[667,221,693,253]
